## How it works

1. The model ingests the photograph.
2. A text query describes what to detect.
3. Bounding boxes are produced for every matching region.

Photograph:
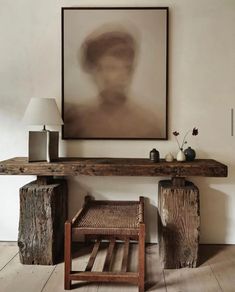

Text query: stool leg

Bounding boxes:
[139,223,145,292]
[64,221,72,290]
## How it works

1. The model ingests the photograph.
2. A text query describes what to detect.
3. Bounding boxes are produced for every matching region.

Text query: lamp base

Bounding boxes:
[28,131,59,162]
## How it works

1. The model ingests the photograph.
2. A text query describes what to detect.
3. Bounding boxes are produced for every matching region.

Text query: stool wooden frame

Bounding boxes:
[64,196,145,291]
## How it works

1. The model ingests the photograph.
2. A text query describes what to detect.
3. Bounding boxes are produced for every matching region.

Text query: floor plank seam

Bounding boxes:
[162,270,168,292]
[209,264,224,292]
[40,265,57,292]
[1,244,234,292]
[0,252,19,273]
[0,241,17,246]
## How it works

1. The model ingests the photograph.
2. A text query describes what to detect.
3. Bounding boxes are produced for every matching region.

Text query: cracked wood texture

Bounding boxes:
[158,180,200,269]
[0,157,228,177]
[18,179,67,265]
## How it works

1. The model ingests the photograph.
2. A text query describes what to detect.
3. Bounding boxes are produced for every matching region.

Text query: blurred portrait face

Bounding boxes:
[81,29,137,105]
[63,8,168,139]
[92,54,134,104]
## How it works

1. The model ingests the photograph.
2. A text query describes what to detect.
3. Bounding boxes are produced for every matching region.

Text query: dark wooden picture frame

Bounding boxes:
[62,7,168,140]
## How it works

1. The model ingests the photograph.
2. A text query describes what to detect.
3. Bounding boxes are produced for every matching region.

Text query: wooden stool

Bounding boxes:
[64,196,145,291]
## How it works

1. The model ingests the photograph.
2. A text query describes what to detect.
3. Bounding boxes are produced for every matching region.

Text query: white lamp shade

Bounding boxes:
[23,98,64,126]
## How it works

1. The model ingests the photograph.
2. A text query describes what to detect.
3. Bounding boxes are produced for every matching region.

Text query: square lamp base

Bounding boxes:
[28,131,59,162]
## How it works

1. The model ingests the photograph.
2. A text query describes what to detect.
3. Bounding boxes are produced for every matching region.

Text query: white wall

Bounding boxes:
[0,0,234,243]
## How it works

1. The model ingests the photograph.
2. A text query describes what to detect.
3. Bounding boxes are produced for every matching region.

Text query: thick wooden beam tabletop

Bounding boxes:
[0,157,227,177]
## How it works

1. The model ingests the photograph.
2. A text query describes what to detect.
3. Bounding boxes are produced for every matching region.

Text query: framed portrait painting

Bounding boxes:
[62,7,168,139]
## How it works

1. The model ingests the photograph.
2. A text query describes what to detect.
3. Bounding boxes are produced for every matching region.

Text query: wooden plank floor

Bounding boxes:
[0,243,234,292]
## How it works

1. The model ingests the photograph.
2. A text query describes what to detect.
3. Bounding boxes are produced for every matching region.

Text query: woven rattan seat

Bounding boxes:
[64,196,145,292]
[74,201,141,230]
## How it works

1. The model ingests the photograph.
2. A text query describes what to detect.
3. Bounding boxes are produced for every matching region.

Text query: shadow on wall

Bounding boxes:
[191,164,234,244]
[66,177,106,242]
[66,177,106,220]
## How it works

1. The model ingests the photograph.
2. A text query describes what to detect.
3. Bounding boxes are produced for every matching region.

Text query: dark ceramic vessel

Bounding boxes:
[150,148,160,162]
[184,147,196,161]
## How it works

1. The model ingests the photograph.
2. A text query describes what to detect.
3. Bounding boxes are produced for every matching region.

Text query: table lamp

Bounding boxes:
[23,97,63,162]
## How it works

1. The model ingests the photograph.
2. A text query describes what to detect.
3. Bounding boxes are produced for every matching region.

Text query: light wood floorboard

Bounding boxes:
[164,266,222,292]
[145,244,166,292]
[98,243,138,292]
[0,241,17,246]
[42,243,99,292]
[0,244,235,292]
[0,253,54,292]
[0,245,18,271]
[200,245,235,292]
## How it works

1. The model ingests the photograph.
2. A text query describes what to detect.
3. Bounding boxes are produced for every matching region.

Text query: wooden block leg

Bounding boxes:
[139,223,145,292]
[158,179,200,269]
[64,222,72,290]
[18,178,68,265]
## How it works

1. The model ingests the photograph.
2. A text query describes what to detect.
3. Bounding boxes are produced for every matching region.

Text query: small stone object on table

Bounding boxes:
[176,149,186,162]
[149,148,160,162]
[165,152,174,162]
[184,147,196,161]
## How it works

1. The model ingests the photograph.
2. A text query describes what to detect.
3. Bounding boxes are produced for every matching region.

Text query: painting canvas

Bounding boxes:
[62,7,168,139]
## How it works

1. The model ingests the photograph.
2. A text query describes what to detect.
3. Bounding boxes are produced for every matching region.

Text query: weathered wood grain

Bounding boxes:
[158,180,200,269]
[0,157,228,177]
[18,179,67,265]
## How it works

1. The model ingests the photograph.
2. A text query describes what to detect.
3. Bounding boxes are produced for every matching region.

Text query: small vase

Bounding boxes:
[149,148,160,162]
[184,147,196,161]
[165,152,174,162]
[176,149,186,162]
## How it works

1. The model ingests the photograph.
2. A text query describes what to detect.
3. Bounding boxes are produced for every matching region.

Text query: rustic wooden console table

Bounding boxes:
[0,157,227,268]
